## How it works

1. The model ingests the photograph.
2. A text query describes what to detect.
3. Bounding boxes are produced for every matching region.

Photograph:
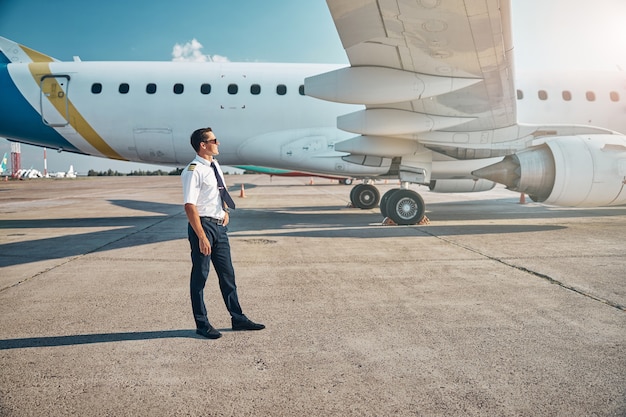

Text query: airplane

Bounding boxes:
[0,152,8,175]
[1,0,625,225]
[66,165,76,178]
[47,165,77,178]
[15,167,43,179]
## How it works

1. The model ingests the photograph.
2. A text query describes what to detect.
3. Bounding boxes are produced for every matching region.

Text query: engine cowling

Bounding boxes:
[472,135,626,206]
[429,179,496,193]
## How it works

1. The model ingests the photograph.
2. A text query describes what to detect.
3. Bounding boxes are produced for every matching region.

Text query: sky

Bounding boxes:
[1,0,626,174]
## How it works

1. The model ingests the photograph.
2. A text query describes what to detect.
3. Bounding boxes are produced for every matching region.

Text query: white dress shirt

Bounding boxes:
[181,155,226,219]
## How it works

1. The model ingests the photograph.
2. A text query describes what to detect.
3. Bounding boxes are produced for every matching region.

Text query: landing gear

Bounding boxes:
[349,184,426,225]
[379,188,399,218]
[349,183,380,209]
[383,189,425,225]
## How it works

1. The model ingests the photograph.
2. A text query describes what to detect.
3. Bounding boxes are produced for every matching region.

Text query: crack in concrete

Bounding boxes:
[420,229,625,312]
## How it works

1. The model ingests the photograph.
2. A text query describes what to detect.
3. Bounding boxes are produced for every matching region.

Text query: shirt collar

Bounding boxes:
[193,155,214,167]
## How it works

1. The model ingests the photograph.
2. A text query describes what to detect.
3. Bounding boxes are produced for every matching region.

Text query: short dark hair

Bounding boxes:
[190,127,213,152]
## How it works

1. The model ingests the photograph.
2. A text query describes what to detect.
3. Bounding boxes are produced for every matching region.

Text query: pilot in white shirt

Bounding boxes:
[181,127,264,339]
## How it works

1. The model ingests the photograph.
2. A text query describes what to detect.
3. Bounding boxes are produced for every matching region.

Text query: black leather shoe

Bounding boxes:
[232,319,265,331]
[196,326,222,339]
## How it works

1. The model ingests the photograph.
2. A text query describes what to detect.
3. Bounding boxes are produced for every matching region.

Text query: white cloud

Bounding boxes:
[171,38,230,63]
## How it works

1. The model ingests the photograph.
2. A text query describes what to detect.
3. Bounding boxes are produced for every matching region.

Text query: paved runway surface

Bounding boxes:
[0,175,625,416]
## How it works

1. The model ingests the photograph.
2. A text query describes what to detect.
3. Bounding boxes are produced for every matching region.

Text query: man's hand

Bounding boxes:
[185,203,212,256]
[199,234,211,255]
[223,211,230,227]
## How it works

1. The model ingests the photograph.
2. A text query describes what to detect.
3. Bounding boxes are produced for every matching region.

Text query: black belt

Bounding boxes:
[202,217,225,225]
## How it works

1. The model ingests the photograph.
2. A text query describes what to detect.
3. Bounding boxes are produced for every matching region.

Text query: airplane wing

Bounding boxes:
[315,0,516,134]
[313,0,626,214]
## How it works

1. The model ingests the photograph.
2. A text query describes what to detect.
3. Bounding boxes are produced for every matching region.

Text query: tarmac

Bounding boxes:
[0,175,624,417]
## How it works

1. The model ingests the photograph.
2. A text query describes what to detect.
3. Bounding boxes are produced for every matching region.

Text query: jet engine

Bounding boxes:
[472,135,626,206]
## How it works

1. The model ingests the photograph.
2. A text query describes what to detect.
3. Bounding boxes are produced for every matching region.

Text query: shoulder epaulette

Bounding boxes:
[187,163,197,171]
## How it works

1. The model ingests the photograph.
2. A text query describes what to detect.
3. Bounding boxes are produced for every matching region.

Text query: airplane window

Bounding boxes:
[146,83,157,94]
[610,91,620,102]
[538,90,548,100]
[228,84,238,94]
[586,91,596,101]
[173,83,184,94]
[200,84,211,94]
[276,84,287,95]
[91,83,102,94]
[250,84,261,95]
[562,91,572,101]
[119,83,129,94]
[299,85,305,95]
[516,90,523,100]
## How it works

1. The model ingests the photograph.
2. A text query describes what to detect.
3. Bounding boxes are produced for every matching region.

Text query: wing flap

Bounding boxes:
[324,0,516,133]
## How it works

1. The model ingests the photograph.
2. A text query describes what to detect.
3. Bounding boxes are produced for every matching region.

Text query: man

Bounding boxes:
[181,127,264,339]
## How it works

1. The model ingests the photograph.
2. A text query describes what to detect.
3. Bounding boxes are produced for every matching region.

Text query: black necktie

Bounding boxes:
[211,162,236,209]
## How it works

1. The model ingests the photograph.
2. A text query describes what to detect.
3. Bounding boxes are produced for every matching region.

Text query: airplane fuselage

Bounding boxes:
[515,71,626,131]
[3,60,626,177]
[1,61,358,167]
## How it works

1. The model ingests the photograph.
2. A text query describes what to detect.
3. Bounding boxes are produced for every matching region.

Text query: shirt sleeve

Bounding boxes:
[181,165,201,205]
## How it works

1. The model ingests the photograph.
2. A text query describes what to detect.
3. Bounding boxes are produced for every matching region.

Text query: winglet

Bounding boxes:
[0,36,58,64]
[0,153,7,173]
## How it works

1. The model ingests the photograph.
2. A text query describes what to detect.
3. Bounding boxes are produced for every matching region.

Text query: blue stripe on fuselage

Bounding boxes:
[0,64,82,153]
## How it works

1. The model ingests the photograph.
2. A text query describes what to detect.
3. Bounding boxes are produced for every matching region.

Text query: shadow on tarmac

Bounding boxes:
[0,327,247,349]
[2,198,624,268]
[0,199,187,268]
[5,196,619,268]
[0,330,208,350]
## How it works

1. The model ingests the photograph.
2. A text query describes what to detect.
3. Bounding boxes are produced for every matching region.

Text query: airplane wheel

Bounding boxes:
[341,178,353,185]
[379,188,400,218]
[350,184,380,209]
[385,189,425,225]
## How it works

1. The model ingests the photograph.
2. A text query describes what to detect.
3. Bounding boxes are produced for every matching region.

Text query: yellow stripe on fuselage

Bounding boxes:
[21,45,55,63]
[27,62,126,160]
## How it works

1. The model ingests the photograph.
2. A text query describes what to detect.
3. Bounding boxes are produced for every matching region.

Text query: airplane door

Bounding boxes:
[132,127,177,164]
[40,75,70,127]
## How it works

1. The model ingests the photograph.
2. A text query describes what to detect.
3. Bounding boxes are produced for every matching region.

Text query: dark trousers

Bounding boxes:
[188,219,246,330]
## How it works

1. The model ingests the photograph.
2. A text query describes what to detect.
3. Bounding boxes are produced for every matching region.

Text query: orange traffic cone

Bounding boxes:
[239,183,246,198]
[309,178,314,185]
[519,193,526,204]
